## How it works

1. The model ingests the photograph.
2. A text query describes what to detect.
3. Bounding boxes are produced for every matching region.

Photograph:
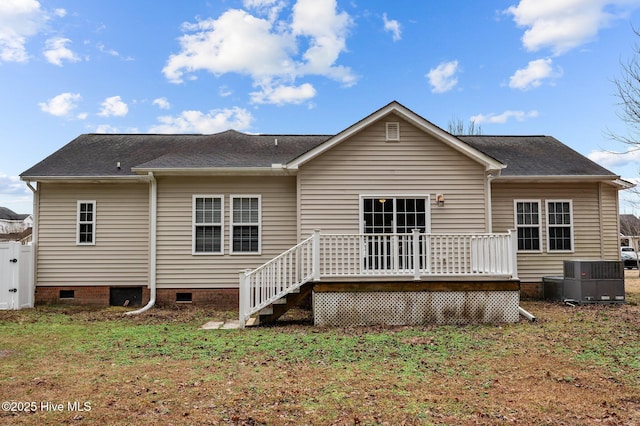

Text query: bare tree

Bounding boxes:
[447,116,482,135]
[610,27,640,148]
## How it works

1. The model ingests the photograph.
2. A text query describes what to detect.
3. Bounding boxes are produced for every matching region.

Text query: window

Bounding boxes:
[193,196,223,254]
[231,196,261,254]
[77,201,96,245]
[362,197,429,234]
[514,201,541,251]
[547,200,573,252]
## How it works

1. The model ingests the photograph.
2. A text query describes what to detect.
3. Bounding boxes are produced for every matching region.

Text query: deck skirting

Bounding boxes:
[313,284,520,326]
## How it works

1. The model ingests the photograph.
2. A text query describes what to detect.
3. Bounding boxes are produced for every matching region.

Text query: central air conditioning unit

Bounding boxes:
[562,260,625,304]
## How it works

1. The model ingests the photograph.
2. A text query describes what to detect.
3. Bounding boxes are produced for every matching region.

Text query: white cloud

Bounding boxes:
[426,60,459,93]
[243,0,286,21]
[291,0,354,84]
[509,58,562,90]
[163,0,355,105]
[0,173,32,213]
[163,9,296,84]
[98,96,128,117]
[383,13,401,41]
[152,97,171,110]
[94,124,120,133]
[588,147,640,168]
[506,0,640,55]
[0,0,47,62]
[219,85,233,97]
[38,92,82,117]
[43,37,80,66]
[250,82,316,105]
[148,107,253,133]
[471,110,539,124]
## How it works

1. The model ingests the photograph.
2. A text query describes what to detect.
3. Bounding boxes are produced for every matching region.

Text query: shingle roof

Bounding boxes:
[0,207,29,221]
[459,135,616,177]
[21,130,617,179]
[620,214,640,236]
[20,130,331,177]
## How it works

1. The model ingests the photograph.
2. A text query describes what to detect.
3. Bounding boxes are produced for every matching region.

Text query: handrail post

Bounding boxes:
[238,269,251,328]
[412,229,421,280]
[312,229,321,281]
[508,229,519,279]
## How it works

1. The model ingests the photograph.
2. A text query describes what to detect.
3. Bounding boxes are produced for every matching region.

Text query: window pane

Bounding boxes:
[195,225,221,253]
[549,227,571,251]
[233,226,259,252]
[79,224,93,243]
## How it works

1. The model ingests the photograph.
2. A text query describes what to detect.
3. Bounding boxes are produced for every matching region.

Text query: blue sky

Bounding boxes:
[2,0,640,214]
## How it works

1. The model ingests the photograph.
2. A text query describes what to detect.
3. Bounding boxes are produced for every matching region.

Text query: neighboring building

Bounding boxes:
[620,213,640,248]
[0,207,33,244]
[20,102,631,324]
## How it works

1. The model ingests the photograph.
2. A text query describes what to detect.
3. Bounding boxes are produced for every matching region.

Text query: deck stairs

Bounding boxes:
[244,281,314,326]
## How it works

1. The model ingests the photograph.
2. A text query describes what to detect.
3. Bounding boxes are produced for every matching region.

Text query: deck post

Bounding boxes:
[412,229,421,280]
[508,229,519,279]
[238,269,251,328]
[312,229,321,281]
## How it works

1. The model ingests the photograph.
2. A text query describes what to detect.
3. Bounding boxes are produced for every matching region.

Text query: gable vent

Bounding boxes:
[386,122,400,141]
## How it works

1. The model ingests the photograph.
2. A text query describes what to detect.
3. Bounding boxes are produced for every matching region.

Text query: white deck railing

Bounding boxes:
[240,230,518,326]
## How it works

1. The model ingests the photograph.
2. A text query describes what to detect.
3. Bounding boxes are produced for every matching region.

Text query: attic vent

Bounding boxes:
[386,122,400,141]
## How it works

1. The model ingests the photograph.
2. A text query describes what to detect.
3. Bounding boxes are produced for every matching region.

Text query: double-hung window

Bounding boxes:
[231,195,261,254]
[547,200,573,252]
[193,196,223,254]
[77,201,96,245]
[514,200,541,251]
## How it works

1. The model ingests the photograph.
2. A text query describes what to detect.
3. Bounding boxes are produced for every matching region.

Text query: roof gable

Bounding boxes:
[286,101,506,172]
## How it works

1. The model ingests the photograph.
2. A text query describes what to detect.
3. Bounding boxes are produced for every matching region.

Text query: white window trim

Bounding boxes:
[514,199,542,253]
[230,194,262,255]
[359,194,431,234]
[546,199,574,253]
[76,200,96,246]
[386,122,400,141]
[192,195,224,255]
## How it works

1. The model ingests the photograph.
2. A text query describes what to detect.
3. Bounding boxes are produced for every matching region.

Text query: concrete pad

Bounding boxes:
[221,320,241,329]
[199,321,224,330]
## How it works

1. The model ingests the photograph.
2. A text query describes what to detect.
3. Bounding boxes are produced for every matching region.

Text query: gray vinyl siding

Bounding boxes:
[491,181,620,283]
[298,114,488,237]
[155,176,297,289]
[36,182,150,286]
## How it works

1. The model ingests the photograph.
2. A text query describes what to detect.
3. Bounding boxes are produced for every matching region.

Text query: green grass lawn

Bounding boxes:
[1,287,639,425]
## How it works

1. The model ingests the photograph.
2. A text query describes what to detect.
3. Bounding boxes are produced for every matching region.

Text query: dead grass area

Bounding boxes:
[0,275,639,425]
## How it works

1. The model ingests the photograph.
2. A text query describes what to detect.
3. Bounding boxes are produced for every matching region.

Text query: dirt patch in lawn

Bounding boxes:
[0,275,638,425]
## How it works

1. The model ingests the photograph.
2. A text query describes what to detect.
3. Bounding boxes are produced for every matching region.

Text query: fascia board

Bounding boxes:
[130,167,294,176]
[20,175,151,183]
[493,175,623,184]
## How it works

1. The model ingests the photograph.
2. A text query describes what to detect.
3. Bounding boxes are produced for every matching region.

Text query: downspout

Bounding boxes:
[485,172,495,233]
[26,182,38,306]
[126,172,157,315]
[26,182,38,244]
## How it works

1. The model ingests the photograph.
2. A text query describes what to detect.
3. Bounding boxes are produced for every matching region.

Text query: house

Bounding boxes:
[620,213,640,249]
[20,101,630,326]
[0,207,33,244]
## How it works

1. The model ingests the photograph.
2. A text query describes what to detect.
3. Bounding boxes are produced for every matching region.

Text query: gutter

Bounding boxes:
[126,172,157,315]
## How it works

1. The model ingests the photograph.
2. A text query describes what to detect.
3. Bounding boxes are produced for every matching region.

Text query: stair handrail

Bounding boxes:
[239,233,316,326]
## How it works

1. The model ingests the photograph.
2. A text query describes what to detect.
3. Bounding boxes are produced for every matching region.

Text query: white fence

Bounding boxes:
[0,241,34,310]
[239,230,518,325]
